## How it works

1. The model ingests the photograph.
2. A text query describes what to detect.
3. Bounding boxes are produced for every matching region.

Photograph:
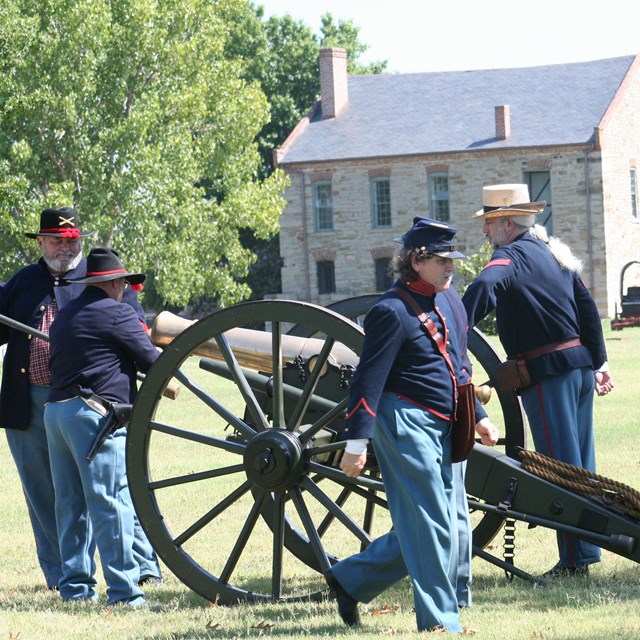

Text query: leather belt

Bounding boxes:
[66,386,112,417]
[80,395,111,417]
[518,338,582,361]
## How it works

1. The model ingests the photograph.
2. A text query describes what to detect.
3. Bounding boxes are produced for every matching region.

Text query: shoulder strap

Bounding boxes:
[391,286,456,378]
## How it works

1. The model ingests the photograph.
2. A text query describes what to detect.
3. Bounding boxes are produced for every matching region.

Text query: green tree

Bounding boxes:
[226,5,387,301]
[456,242,497,335]
[0,0,286,308]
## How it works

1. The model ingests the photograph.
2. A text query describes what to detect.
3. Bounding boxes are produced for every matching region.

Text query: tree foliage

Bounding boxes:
[456,242,497,335]
[0,0,287,308]
[227,4,388,301]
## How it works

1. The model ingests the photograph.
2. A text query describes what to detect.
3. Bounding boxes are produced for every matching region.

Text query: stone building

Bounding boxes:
[274,48,640,317]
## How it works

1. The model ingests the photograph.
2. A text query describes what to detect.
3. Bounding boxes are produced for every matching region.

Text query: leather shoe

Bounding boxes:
[324,569,360,626]
[138,575,163,586]
[542,563,589,578]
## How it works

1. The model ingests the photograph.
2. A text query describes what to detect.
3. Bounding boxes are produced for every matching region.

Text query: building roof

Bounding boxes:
[277,55,636,165]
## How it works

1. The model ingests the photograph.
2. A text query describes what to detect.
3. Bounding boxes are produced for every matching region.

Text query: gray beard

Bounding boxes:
[45,251,83,275]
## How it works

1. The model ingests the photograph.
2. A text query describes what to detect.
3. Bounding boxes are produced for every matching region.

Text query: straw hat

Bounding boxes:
[474,184,546,220]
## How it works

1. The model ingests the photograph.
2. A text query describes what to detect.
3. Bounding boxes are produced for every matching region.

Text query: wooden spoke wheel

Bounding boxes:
[127,300,392,604]
[127,297,527,604]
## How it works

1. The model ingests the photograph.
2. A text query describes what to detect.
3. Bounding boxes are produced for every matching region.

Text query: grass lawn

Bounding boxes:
[0,320,639,639]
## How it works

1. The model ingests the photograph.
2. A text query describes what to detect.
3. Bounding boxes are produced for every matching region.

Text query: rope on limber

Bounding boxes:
[518,449,640,522]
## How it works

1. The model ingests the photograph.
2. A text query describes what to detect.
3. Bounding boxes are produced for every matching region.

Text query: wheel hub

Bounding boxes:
[243,429,305,491]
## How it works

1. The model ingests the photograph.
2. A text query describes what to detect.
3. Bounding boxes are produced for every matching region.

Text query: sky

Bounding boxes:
[257,0,639,74]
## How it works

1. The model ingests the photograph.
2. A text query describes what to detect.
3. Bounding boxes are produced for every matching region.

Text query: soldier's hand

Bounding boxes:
[595,370,614,396]
[340,451,367,478]
[476,417,499,446]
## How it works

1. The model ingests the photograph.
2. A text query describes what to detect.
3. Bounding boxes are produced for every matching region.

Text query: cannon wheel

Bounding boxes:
[289,294,528,551]
[127,300,397,604]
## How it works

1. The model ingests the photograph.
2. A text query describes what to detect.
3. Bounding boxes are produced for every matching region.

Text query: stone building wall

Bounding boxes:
[279,147,618,316]
[597,60,640,316]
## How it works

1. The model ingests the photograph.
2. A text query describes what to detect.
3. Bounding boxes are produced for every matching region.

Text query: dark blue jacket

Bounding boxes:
[343,280,466,440]
[0,257,146,429]
[439,287,488,424]
[462,233,607,385]
[47,287,158,405]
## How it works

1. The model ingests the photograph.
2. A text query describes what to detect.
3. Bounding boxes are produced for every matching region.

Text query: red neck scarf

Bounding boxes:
[405,279,436,297]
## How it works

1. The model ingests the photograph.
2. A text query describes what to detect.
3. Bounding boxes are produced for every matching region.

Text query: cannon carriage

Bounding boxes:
[122,296,640,604]
[1,296,638,604]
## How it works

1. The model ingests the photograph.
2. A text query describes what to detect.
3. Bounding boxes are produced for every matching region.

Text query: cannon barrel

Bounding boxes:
[199,357,340,415]
[151,310,359,373]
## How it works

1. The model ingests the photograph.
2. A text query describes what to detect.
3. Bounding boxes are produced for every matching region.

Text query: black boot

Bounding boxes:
[324,569,360,626]
[542,563,589,578]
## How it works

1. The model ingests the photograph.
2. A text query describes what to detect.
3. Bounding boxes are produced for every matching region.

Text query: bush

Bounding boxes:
[455,243,497,335]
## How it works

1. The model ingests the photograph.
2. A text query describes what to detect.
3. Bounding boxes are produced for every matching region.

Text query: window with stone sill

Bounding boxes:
[428,173,449,222]
[375,257,393,291]
[317,260,336,294]
[313,181,333,231]
[371,177,391,228]
[525,171,553,234]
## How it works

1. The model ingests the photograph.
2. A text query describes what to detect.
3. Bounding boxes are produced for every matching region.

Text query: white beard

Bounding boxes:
[45,251,84,275]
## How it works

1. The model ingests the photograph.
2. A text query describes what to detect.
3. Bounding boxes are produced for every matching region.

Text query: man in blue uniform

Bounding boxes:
[44,247,159,606]
[325,217,492,634]
[462,184,614,578]
[0,208,161,589]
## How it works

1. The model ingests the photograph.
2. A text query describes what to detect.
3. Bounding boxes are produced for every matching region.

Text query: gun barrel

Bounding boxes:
[0,312,48,341]
[0,312,180,399]
[85,410,118,461]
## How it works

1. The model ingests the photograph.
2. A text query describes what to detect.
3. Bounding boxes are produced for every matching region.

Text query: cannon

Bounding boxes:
[611,260,640,330]
[121,297,640,605]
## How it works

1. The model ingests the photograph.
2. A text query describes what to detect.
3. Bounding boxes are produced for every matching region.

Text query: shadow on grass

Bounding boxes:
[3,566,638,640]
[471,562,640,611]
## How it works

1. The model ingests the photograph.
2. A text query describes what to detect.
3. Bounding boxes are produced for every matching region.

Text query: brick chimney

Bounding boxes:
[319,48,348,119]
[495,104,511,140]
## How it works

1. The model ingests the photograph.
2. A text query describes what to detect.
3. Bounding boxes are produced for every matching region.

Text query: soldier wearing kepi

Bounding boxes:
[44,247,159,606]
[463,184,614,578]
[0,207,161,590]
[325,217,472,634]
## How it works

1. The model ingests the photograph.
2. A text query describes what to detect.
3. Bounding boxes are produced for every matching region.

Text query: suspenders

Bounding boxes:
[391,287,457,383]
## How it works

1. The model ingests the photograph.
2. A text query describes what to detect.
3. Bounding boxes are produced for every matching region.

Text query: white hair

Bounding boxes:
[527,223,583,273]
[512,214,537,229]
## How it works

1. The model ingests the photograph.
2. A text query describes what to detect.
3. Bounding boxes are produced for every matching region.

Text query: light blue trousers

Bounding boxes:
[332,393,462,633]
[6,385,160,590]
[453,460,472,607]
[520,367,601,568]
[5,384,62,588]
[44,397,145,605]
